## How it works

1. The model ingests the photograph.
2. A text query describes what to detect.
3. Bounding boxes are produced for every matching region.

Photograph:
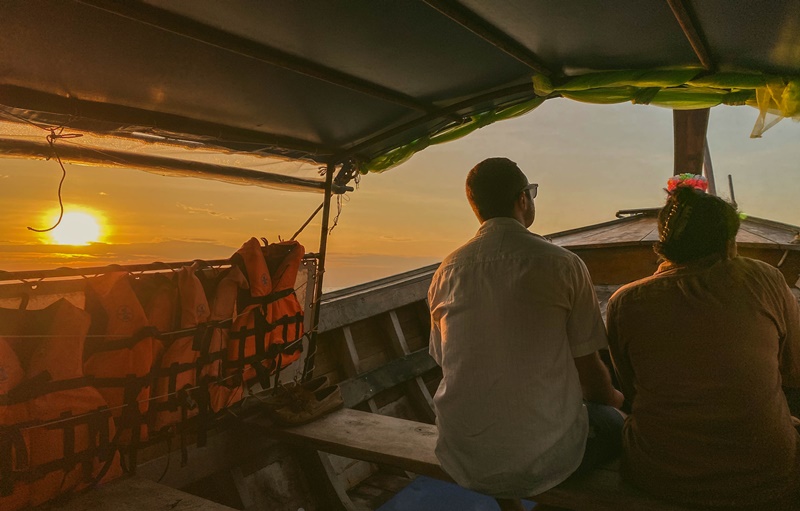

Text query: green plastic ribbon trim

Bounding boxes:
[363,95,545,173]
[360,69,799,174]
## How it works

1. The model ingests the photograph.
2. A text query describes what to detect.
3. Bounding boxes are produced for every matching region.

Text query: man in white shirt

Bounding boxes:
[428,158,624,510]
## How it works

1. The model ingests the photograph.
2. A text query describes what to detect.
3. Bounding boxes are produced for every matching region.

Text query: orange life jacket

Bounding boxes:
[0,300,122,510]
[0,335,28,511]
[226,238,275,387]
[204,265,246,413]
[137,273,179,364]
[225,238,307,389]
[83,272,156,446]
[266,241,306,371]
[152,267,210,431]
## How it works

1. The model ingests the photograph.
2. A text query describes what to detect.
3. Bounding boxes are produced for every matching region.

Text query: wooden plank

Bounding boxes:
[259,409,694,511]
[338,348,439,408]
[557,217,658,247]
[319,272,434,332]
[741,217,800,245]
[570,245,660,285]
[37,476,237,511]
[351,318,389,359]
[257,408,447,480]
[736,226,779,246]
[549,215,644,247]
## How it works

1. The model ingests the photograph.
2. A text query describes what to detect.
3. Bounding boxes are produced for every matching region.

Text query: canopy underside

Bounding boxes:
[1,0,799,183]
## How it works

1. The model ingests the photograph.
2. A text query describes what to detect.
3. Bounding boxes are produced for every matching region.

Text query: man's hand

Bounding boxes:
[609,388,625,410]
[574,351,625,409]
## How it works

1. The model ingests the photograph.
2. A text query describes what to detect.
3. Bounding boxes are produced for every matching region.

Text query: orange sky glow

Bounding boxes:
[1,100,798,290]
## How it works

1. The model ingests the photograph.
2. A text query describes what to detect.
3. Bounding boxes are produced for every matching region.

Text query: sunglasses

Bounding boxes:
[520,183,538,200]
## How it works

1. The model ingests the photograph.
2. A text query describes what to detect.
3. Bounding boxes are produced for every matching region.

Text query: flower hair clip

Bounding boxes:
[667,173,708,193]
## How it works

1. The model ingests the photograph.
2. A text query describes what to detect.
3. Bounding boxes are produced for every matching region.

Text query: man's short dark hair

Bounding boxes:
[466,158,527,221]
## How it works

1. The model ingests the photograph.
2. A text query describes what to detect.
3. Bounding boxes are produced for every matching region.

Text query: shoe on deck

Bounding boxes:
[259,375,330,408]
[269,385,344,426]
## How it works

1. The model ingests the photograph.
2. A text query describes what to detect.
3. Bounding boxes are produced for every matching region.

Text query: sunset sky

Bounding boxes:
[1,99,798,290]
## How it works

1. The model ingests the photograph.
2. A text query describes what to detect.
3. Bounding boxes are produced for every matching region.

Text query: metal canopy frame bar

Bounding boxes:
[423,0,552,76]
[0,85,336,159]
[0,138,326,191]
[303,162,336,380]
[666,0,714,71]
[0,254,318,283]
[75,0,440,115]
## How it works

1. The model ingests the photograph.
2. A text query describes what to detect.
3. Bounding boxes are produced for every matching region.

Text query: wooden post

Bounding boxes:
[672,109,710,176]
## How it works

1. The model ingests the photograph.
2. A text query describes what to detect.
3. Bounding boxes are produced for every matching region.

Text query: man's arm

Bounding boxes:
[606,296,637,404]
[574,351,624,408]
[778,282,800,416]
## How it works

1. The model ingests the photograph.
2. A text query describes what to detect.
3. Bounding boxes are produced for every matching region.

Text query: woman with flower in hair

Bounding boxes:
[606,174,800,510]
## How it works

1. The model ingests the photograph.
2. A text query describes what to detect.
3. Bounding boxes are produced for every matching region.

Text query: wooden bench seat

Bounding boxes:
[253,408,692,511]
[35,476,237,511]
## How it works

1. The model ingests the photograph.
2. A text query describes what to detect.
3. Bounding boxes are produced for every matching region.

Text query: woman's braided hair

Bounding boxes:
[655,178,740,264]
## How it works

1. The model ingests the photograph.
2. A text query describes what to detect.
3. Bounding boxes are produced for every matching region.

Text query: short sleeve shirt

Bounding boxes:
[428,217,608,498]
[607,256,800,507]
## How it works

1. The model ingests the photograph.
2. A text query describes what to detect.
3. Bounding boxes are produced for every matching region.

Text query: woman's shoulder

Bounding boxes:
[726,256,786,284]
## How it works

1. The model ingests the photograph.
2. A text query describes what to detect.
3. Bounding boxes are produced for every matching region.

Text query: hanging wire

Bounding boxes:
[329,192,349,234]
[26,128,83,233]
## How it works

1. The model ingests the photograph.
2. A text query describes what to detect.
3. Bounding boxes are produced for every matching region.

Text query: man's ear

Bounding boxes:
[515,190,527,209]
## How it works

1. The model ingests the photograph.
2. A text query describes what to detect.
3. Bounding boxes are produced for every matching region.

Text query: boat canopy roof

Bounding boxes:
[2,1,799,189]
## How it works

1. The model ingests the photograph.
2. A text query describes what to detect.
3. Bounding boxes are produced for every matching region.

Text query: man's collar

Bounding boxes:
[479,217,527,231]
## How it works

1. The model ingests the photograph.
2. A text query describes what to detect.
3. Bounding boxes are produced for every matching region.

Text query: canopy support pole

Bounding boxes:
[672,108,710,176]
[303,162,336,380]
[703,137,717,195]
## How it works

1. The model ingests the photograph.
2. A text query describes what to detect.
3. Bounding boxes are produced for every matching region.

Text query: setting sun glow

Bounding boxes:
[48,211,103,245]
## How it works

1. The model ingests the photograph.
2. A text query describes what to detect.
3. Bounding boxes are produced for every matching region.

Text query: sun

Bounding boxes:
[48,211,104,245]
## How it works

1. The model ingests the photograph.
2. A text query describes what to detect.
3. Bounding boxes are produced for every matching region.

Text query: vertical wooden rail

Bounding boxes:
[342,325,380,413]
[383,310,436,423]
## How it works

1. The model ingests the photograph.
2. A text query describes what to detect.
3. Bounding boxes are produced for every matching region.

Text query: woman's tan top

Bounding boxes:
[607,256,800,508]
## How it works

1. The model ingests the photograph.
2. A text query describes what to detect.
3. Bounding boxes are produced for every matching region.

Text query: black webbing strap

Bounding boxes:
[0,373,93,405]
[120,380,142,474]
[0,426,28,496]
[195,377,210,450]
[84,320,234,359]
[226,311,304,342]
[179,394,189,467]
[83,326,159,358]
[236,288,295,311]
[20,406,113,483]
[252,309,271,388]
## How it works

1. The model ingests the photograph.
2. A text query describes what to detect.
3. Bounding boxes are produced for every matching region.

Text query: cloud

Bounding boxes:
[0,239,239,272]
[0,174,9,179]
[176,202,235,220]
[99,191,107,195]
[379,235,413,242]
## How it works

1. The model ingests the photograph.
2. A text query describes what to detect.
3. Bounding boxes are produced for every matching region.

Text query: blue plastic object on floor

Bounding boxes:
[377,476,537,511]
